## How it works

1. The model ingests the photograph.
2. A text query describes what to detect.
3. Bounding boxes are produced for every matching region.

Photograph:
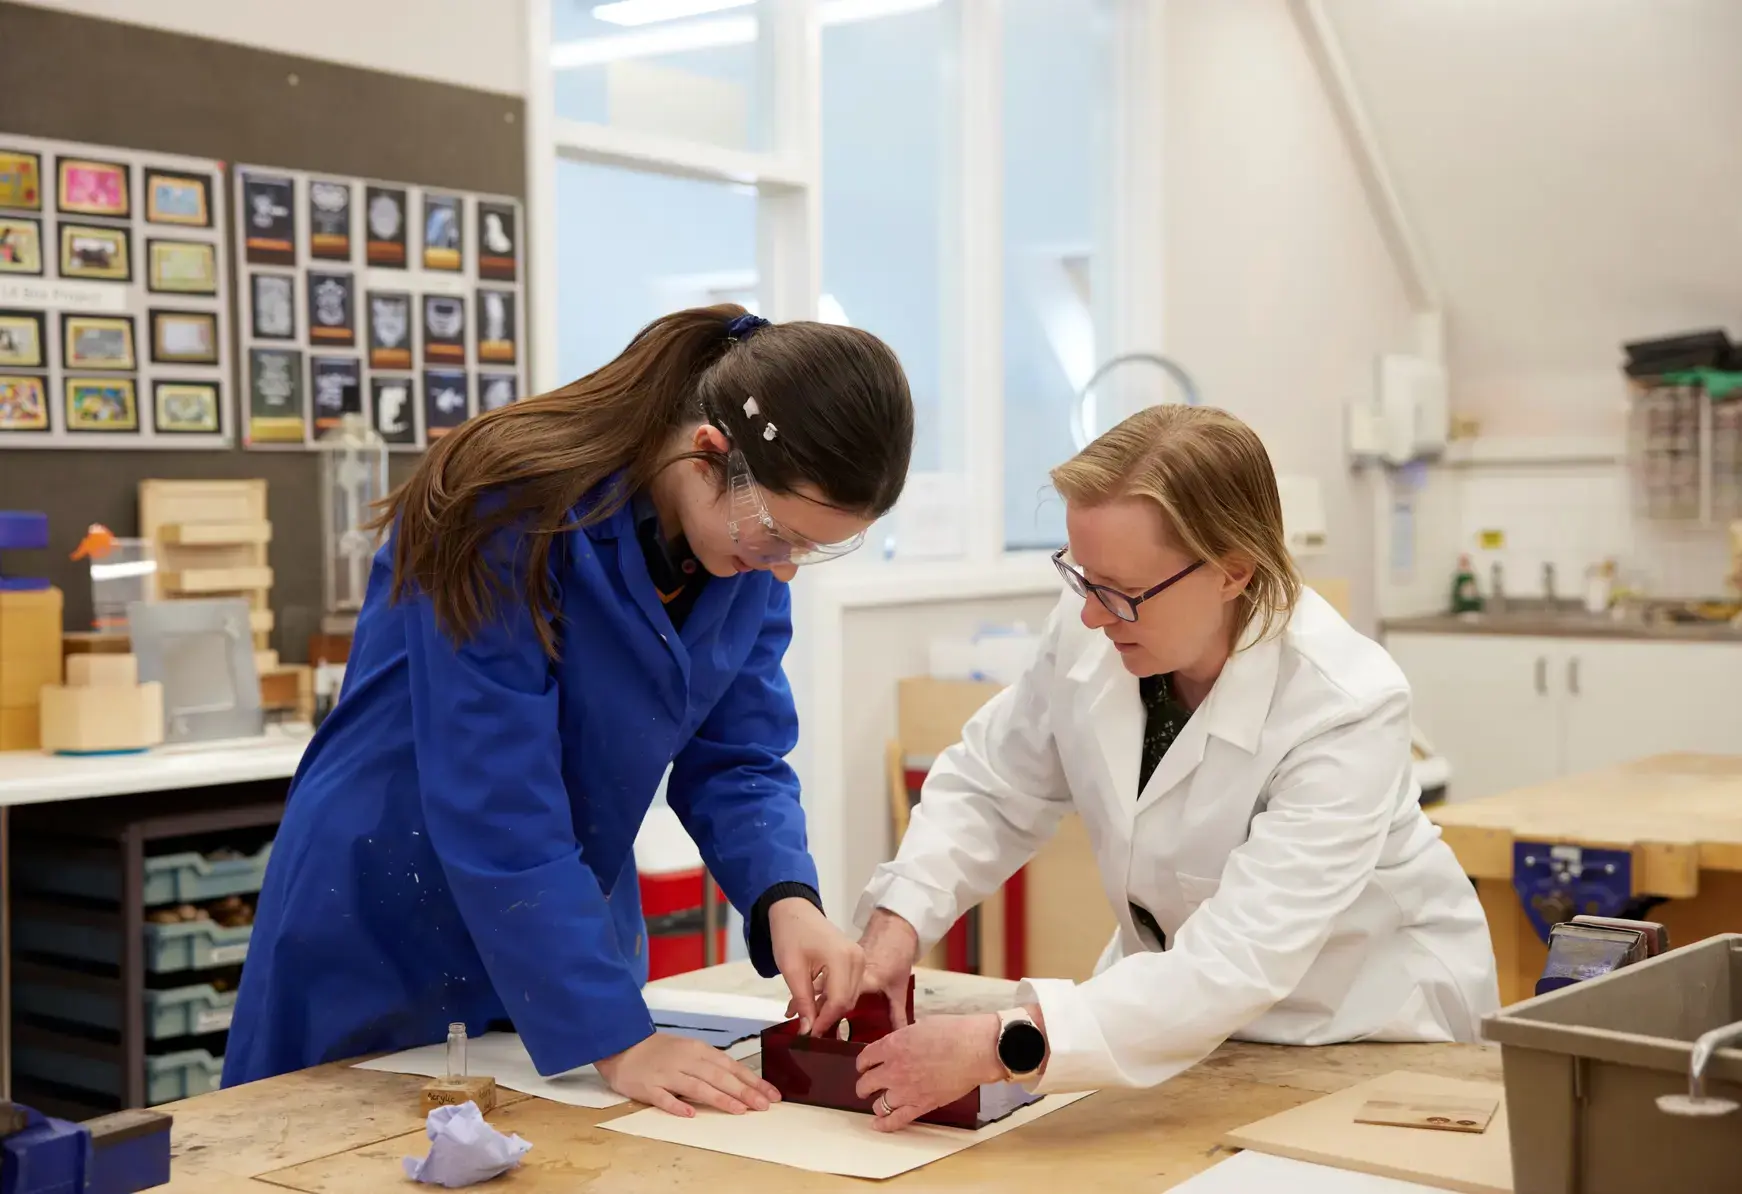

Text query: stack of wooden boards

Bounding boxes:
[136,479,311,724]
[0,585,62,750]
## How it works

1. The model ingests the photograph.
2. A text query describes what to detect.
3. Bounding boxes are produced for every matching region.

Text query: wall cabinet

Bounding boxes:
[1384,632,1742,802]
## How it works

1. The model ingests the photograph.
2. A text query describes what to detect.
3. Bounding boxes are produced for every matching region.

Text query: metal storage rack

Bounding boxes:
[6,781,285,1118]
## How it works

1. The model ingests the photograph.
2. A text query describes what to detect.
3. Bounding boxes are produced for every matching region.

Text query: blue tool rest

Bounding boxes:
[1513,840,1634,943]
[0,511,51,592]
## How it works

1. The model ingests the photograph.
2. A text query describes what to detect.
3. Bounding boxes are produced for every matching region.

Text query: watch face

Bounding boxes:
[999,1020,1047,1075]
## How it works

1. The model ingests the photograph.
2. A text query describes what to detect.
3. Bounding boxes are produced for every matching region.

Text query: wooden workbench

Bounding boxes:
[1431,752,1742,1005]
[155,963,1499,1193]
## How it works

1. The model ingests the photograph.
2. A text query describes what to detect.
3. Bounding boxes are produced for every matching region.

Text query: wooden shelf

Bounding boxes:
[158,567,274,595]
[159,521,273,546]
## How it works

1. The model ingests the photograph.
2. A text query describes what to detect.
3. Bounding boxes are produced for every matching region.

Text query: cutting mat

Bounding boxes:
[1223,1071,1512,1194]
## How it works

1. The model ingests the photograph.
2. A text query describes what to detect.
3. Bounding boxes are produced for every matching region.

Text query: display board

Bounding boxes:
[232,165,524,452]
[0,132,232,448]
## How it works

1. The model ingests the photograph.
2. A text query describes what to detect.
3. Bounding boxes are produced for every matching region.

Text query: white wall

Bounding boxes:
[9,0,528,95]
[1322,0,1742,601]
[837,593,1061,910]
[1163,0,1419,632]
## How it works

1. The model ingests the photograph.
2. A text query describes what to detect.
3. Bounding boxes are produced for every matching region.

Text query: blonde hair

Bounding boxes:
[1050,404,1302,646]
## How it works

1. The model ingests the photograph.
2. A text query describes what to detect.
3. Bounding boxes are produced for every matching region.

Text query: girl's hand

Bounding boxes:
[858,908,921,1028]
[769,897,865,1035]
[596,1033,780,1118]
[853,1013,1005,1132]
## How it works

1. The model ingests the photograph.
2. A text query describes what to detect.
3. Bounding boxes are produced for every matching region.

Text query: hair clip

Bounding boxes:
[743,396,761,419]
[726,313,770,341]
[763,423,778,442]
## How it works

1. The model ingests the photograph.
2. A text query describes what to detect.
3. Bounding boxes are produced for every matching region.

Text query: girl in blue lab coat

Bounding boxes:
[224,306,914,1117]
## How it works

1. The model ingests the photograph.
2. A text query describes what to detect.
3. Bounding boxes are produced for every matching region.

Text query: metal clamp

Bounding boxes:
[1656,1018,1742,1118]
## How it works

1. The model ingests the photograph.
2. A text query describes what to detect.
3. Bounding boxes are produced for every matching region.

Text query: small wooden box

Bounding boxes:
[421,1075,498,1116]
[759,977,1040,1130]
[39,677,163,754]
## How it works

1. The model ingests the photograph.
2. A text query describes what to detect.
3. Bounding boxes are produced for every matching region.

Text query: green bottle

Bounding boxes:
[1451,553,1483,614]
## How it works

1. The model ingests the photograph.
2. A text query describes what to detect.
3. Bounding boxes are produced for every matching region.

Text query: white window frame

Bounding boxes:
[526,0,1166,921]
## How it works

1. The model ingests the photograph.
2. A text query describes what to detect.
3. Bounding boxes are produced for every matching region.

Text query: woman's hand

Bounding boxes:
[858,908,921,1027]
[596,1033,781,1118]
[853,1013,1005,1132]
[769,897,865,1035]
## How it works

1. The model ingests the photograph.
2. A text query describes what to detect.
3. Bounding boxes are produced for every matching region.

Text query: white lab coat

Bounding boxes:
[856,587,1499,1093]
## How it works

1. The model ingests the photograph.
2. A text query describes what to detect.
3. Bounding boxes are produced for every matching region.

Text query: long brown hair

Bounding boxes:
[1050,404,1302,646]
[374,304,913,655]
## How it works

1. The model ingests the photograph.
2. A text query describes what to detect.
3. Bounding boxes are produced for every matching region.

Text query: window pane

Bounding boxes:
[555,159,757,383]
[821,0,962,560]
[1002,0,1115,550]
[551,0,769,153]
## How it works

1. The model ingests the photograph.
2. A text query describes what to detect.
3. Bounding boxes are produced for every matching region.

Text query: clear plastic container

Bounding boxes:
[85,533,156,634]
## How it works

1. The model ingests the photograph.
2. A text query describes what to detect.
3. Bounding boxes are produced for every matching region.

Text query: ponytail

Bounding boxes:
[374,304,747,656]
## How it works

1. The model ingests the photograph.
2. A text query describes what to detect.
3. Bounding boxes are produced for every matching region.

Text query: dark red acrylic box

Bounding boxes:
[758,975,1041,1129]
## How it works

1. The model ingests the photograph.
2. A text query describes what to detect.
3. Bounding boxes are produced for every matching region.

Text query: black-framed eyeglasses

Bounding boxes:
[1052,548,1204,623]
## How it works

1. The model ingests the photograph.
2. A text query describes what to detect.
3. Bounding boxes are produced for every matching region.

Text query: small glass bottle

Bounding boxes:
[446,1021,467,1081]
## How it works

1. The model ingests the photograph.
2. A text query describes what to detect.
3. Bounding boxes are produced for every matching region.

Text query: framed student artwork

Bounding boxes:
[143,168,212,228]
[0,133,230,448]
[0,218,43,276]
[150,309,220,365]
[63,314,136,371]
[234,164,525,450]
[0,310,47,370]
[153,379,222,434]
[0,375,50,433]
[57,157,130,218]
[64,376,139,432]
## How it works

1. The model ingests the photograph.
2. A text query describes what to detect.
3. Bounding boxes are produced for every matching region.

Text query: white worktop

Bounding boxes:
[0,724,312,807]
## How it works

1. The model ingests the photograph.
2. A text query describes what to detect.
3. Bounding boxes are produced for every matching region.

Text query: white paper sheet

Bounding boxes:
[1173,1151,1457,1193]
[600,1090,1095,1180]
[352,989,789,1109]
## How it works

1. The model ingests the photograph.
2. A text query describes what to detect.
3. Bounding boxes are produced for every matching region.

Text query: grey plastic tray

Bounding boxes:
[1484,932,1742,1194]
[12,1044,223,1105]
[12,979,236,1040]
[13,911,252,972]
[14,842,273,905]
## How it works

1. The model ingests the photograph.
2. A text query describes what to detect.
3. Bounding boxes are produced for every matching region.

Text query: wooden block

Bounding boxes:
[67,653,139,688]
[1,586,64,658]
[250,609,275,634]
[63,631,131,656]
[1225,1071,1512,1194]
[1354,1093,1498,1134]
[421,1075,497,1116]
[0,704,40,751]
[255,650,280,673]
[39,680,164,753]
[1634,841,1700,899]
[139,478,267,525]
[260,664,314,722]
[159,521,273,546]
[158,566,274,594]
[0,642,62,707]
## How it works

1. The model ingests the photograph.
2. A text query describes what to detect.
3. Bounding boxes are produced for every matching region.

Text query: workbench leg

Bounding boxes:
[1476,878,1548,1007]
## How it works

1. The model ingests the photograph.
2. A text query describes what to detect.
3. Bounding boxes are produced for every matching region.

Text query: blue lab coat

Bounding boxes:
[222,487,818,1085]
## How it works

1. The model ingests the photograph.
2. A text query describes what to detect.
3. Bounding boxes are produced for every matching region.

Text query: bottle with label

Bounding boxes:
[1451,554,1483,614]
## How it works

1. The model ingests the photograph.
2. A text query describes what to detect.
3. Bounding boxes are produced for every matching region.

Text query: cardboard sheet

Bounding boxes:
[600,1089,1094,1180]
[1223,1071,1512,1194]
[352,989,788,1110]
[1174,1150,1456,1192]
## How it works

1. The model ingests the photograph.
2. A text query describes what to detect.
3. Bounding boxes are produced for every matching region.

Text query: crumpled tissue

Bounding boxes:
[402,1101,532,1187]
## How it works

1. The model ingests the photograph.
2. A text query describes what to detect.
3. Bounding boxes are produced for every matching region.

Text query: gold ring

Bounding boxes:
[875,1093,893,1116]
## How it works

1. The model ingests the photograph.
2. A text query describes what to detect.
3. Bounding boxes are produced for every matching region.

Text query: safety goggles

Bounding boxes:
[726,450,866,567]
[1053,548,1203,622]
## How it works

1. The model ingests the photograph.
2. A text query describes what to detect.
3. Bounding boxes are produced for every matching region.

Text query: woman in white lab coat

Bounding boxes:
[848,404,1499,1131]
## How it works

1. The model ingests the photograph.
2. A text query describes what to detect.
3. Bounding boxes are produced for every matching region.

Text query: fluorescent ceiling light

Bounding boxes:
[592,0,752,28]
[554,0,940,68]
